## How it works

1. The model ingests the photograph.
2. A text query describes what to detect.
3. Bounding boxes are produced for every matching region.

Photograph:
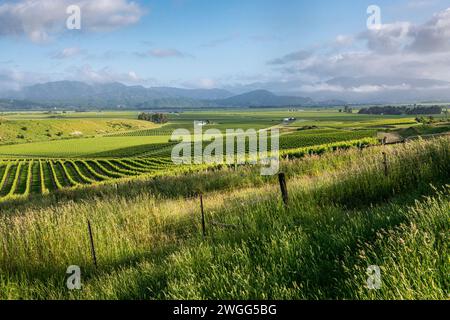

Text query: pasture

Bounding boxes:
[0,109,449,300]
[0,108,448,202]
[0,137,448,299]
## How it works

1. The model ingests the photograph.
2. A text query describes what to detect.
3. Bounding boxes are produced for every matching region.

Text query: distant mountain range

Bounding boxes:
[0,81,320,110]
[299,76,450,104]
[2,76,450,110]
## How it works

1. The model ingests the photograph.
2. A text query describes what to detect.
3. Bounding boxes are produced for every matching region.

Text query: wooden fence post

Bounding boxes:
[87,219,98,268]
[278,172,289,207]
[382,152,388,177]
[200,194,206,238]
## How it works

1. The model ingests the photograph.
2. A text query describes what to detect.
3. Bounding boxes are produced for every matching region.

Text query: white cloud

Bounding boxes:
[408,8,450,53]
[333,35,354,47]
[201,34,238,48]
[52,47,82,59]
[0,0,145,43]
[0,68,53,91]
[148,49,185,58]
[358,22,412,54]
[266,6,450,97]
[406,0,441,9]
[66,65,148,85]
[268,50,313,65]
[135,48,193,59]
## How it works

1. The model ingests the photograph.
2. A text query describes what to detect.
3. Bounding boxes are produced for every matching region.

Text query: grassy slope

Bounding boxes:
[0,118,159,145]
[0,137,448,299]
[0,136,171,157]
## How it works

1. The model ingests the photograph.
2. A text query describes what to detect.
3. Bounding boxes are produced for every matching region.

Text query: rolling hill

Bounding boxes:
[2,81,315,109]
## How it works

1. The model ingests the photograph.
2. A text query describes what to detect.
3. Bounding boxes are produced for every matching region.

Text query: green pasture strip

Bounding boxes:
[89,141,175,158]
[75,161,109,182]
[137,144,177,158]
[0,136,171,158]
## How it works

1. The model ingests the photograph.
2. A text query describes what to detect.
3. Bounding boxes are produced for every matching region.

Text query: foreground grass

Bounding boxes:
[0,138,448,299]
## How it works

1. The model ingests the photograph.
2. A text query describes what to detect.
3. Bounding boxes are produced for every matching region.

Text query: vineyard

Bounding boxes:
[0,109,445,204]
[0,157,176,202]
[0,136,380,203]
[0,107,449,301]
[279,129,377,149]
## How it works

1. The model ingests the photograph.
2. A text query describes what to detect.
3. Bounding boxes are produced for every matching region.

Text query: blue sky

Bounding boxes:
[1,0,450,98]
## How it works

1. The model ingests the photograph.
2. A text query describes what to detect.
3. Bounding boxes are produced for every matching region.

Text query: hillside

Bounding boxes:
[1,81,315,109]
[0,137,448,299]
[0,117,159,145]
[213,90,314,107]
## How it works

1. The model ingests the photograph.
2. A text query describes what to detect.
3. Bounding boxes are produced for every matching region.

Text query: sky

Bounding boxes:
[1,0,450,100]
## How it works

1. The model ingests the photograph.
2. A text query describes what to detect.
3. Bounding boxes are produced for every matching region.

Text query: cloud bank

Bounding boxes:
[0,0,144,43]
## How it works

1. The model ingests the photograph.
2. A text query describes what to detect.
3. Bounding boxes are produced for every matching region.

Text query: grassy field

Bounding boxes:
[0,136,171,157]
[0,108,448,201]
[0,137,448,299]
[0,109,449,300]
[0,117,159,145]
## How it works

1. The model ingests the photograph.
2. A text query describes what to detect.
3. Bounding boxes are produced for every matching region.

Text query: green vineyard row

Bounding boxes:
[0,157,175,203]
[0,137,380,202]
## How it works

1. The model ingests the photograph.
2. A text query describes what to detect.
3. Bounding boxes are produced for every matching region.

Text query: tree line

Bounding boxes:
[137,112,169,124]
[358,105,443,115]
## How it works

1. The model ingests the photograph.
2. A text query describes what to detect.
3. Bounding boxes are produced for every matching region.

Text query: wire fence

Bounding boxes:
[83,145,444,268]
[1,136,448,271]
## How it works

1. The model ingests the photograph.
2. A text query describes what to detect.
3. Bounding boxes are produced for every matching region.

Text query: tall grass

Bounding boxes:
[0,137,448,299]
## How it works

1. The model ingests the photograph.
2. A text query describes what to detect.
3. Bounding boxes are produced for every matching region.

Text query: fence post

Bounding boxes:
[278,172,289,207]
[200,194,206,238]
[382,152,388,177]
[87,219,98,268]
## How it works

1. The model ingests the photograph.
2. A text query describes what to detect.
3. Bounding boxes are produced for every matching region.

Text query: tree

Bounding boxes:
[138,112,168,124]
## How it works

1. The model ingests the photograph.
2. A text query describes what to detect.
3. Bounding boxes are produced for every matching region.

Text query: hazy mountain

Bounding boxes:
[326,76,450,89]
[213,90,313,107]
[2,82,315,109]
[151,87,234,100]
[297,76,450,104]
[316,99,348,107]
[0,98,45,110]
[4,81,234,107]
